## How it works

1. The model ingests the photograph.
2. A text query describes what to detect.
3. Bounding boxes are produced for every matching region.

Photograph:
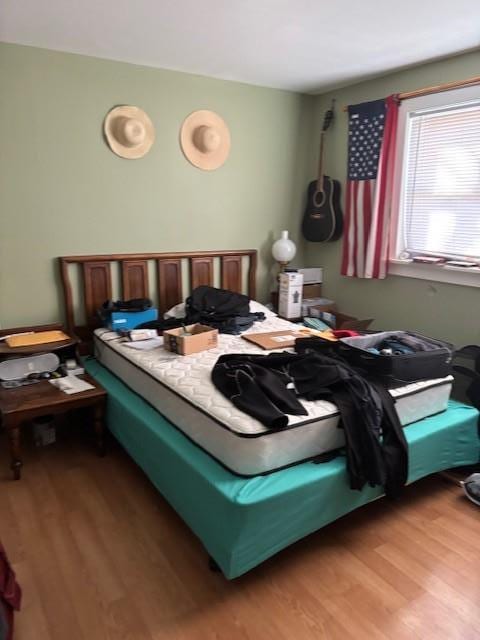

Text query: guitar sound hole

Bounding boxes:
[313,190,326,208]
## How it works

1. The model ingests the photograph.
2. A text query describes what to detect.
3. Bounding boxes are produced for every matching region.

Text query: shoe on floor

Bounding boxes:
[461,473,480,506]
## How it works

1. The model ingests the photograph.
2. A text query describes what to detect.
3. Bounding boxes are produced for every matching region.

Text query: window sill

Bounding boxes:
[389,259,480,288]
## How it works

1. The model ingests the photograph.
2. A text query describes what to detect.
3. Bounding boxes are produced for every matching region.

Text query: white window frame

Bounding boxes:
[389,84,480,288]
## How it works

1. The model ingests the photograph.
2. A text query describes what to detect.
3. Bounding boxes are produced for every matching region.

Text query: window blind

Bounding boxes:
[402,102,480,260]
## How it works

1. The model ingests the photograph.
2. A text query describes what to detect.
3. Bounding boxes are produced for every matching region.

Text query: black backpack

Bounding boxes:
[137,286,264,335]
[185,286,264,334]
[186,286,250,321]
[453,345,480,412]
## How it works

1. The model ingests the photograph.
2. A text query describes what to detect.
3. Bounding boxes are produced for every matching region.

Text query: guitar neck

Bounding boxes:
[316,131,325,192]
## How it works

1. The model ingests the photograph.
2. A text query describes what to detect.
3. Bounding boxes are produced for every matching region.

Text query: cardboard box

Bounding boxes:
[308,304,337,327]
[163,324,218,355]
[301,297,335,317]
[278,272,304,319]
[297,267,323,284]
[334,313,374,331]
[309,307,373,330]
[302,283,322,299]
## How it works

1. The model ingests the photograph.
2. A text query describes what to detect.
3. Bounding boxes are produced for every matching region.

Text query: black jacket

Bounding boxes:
[212,351,408,497]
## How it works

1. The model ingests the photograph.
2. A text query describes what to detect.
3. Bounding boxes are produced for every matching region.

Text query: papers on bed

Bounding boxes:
[95,329,164,351]
[123,337,164,351]
[242,327,331,350]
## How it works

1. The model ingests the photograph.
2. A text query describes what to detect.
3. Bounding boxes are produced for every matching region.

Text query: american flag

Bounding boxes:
[341,96,399,279]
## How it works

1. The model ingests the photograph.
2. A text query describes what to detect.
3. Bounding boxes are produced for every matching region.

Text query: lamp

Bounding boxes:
[272,230,296,272]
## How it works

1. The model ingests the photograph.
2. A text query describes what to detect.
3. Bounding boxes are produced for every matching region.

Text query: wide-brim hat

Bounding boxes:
[180,110,230,170]
[104,105,155,159]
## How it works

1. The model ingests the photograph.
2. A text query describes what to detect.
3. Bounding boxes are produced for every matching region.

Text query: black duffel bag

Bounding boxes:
[335,331,453,383]
[185,286,264,334]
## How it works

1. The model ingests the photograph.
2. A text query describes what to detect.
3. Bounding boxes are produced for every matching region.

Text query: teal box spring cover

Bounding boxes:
[85,357,480,579]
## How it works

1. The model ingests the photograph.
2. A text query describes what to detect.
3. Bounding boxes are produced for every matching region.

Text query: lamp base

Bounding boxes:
[276,261,289,282]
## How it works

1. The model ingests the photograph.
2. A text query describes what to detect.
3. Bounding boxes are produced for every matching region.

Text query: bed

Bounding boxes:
[93,321,454,476]
[59,250,480,578]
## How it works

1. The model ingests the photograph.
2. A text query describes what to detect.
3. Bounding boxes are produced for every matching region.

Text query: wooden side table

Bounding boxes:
[0,374,106,480]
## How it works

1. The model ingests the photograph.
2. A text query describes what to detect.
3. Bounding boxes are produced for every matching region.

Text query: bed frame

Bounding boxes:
[59,249,257,346]
[57,249,480,579]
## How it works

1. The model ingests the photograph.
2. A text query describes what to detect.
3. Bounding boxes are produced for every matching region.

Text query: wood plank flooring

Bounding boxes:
[1,420,479,640]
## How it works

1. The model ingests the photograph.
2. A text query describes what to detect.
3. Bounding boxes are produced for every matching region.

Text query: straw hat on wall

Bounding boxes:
[180,110,231,170]
[104,105,155,159]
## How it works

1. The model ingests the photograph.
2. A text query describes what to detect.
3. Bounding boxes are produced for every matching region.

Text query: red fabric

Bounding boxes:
[332,330,359,338]
[0,543,21,640]
[341,95,399,279]
[0,601,13,640]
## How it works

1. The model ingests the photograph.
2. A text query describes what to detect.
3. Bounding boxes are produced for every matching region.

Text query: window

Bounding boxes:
[390,85,480,286]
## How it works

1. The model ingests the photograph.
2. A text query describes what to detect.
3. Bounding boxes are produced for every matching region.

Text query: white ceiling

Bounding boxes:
[1,0,479,93]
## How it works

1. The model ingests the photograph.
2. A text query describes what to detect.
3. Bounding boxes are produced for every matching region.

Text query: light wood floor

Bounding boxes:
[1,420,480,640]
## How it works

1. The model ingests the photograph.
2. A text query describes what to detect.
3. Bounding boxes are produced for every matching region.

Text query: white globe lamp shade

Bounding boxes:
[272,230,296,264]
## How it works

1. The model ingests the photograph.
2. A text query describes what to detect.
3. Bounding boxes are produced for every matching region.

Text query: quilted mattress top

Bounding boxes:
[94,316,452,436]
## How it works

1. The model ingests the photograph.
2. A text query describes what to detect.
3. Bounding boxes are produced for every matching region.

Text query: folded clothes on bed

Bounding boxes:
[376,334,439,355]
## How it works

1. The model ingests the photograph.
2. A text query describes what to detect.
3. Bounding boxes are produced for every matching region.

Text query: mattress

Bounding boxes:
[93,317,453,476]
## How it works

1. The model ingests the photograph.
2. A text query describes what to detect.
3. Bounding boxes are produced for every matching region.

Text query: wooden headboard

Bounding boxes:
[59,249,257,342]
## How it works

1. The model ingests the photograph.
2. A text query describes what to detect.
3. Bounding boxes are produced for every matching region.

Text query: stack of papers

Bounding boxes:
[49,375,95,395]
[123,337,164,351]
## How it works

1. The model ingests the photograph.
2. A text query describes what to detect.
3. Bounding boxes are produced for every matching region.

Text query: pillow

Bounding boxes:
[163,302,186,319]
[163,299,276,320]
[249,300,277,318]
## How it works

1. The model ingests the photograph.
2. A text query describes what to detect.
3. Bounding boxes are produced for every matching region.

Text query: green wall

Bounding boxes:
[0,43,313,327]
[304,49,480,346]
[2,42,479,345]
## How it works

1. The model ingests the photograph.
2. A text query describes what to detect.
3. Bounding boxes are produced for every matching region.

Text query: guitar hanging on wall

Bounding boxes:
[302,100,343,242]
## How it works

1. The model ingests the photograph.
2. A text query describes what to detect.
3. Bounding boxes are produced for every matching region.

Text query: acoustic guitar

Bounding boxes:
[302,101,343,242]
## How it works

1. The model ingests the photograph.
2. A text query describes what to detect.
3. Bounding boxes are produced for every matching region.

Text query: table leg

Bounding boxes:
[7,424,23,480]
[93,402,106,457]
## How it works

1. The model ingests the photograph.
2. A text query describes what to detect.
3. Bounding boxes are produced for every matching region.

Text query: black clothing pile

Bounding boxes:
[453,345,480,413]
[138,286,265,335]
[185,286,265,334]
[449,346,480,507]
[212,349,408,498]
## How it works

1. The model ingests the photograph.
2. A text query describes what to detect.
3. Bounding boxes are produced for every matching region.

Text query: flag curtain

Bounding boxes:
[341,95,400,279]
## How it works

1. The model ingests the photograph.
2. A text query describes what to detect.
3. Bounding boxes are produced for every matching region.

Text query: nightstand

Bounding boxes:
[0,373,106,480]
[0,323,106,480]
